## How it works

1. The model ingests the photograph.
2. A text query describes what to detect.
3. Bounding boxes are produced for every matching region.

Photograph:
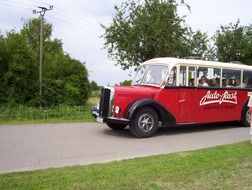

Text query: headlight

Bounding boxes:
[115,106,121,114]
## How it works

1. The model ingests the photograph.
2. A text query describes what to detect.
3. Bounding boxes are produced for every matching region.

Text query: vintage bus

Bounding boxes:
[92,57,252,137]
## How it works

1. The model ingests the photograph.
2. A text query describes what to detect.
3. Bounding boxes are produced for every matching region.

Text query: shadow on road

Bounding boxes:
[102,122,243,139]
[103,128,134,139]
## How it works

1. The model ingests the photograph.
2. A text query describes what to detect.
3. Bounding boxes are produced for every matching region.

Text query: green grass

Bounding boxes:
[0,142,252,190]
[0,90,101,125]
[0,105,95,125]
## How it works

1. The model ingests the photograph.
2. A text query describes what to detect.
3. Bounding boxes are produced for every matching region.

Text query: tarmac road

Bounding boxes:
[0,122,250,174]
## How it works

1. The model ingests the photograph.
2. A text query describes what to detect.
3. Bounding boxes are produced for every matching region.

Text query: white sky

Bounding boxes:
[1,0,252,86]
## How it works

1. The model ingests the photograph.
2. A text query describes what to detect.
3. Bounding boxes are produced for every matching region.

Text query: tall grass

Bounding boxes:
[0,105,94,124]
[0,90,101,124]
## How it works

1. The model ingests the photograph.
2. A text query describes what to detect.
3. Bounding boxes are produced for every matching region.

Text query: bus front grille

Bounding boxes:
[99,87,111,118]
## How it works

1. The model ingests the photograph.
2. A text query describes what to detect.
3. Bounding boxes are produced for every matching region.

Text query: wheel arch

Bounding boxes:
[126,99,176,126]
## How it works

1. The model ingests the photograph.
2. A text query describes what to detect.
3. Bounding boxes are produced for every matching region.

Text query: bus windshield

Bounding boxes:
[132,64,169,86]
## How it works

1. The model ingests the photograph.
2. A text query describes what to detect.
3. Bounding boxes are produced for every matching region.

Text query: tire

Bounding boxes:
[130,107,159,138]
[106,122,127,130]
[242,106,250,127]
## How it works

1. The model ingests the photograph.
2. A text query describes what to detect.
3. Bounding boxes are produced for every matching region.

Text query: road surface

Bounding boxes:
[0,122,250,173]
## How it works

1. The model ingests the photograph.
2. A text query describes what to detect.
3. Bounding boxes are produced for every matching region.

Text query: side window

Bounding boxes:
[209,68,220,87]
[167,66,177,86]
[198,67,220,87]
[197,67,209,87]
[243,71,252,88]
[188,67,196,86]
[179,66,186,86]
[222,69,241,88]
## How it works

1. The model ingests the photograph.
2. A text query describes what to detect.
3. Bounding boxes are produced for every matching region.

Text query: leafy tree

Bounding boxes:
[90,81,99,91]
[4,31,37,105]
[120,80,132,86]
[214,20,252,64]
[21,18,53,50]
[43,54,90,106]
[101,0,208,70]
[0,34,9,103]
[0,18,91,106]
[187,30,209,58]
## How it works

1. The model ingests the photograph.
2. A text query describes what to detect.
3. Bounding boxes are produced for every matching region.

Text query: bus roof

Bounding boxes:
[142,57,252,70]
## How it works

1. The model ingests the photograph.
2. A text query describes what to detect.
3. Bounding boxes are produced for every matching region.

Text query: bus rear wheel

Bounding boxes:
[242,106,250,127]
[130,107,159,138]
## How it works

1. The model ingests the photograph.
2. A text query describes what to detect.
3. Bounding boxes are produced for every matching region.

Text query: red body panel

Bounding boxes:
[114,86,160,117]
[113,86,249,125]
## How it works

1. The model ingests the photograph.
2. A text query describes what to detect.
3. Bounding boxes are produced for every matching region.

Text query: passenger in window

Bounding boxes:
[223,78,232,87]
[199,76,209,87]
[189,79,194,86]
[233,79,240,88]
[210,78,219,87]
[216,78,220,86]
[247,78,252,88]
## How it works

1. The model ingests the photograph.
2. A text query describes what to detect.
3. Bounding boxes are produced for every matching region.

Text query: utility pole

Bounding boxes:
[33,6,53,107]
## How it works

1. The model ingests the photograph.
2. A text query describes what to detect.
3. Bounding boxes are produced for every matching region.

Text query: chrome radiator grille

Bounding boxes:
[99,87,114,118]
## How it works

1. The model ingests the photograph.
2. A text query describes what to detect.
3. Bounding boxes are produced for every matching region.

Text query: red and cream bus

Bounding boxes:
[92,57,252,137]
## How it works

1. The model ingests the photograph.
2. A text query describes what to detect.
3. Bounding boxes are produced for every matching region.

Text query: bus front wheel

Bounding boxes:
[130,107,159,138]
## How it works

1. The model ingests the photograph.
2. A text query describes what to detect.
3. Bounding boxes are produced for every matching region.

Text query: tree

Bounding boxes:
[120,80,132,86]
[4,31,37,105]
[21,18,53,51]
[43,53,90,106]
[214,20,252,64]
[0,18,91,106]
[187,30,209,58]
[90,81,99,91]
[0,34,9,103]
[102,0,208,70]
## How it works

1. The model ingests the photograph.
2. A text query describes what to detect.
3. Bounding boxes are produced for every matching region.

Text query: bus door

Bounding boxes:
[177,66,196,123]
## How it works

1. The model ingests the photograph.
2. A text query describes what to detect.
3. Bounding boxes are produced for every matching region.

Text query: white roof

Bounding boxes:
[142,57,252,70]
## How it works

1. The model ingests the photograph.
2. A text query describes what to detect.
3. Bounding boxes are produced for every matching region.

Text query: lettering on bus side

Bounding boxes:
[200,90,238,106]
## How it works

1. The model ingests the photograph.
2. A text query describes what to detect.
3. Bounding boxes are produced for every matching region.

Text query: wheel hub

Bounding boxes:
[138,113,154,132]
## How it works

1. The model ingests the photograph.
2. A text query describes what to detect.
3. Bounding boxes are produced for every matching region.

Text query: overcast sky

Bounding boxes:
[1,0,252,86]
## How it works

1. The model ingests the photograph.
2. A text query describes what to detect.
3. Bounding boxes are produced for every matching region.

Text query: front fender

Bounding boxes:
[126,99,176,126]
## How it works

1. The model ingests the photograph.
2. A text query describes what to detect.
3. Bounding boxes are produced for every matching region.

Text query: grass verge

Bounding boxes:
[0,105,95,125]
[0,142,251,190]
[0,91,100,124]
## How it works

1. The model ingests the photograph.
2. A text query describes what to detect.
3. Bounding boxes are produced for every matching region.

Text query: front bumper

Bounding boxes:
[96,116,130,125]
[104,117,130,125]
[92,105,130,125]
